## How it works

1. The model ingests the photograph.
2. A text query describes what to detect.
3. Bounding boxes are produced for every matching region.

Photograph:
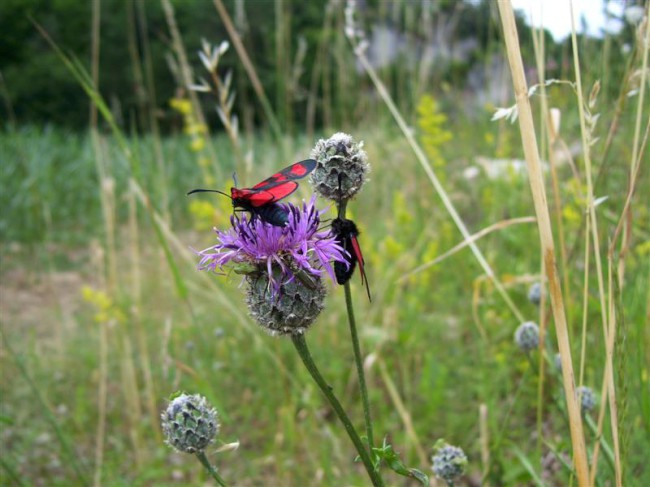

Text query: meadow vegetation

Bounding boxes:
[1,1,648,485]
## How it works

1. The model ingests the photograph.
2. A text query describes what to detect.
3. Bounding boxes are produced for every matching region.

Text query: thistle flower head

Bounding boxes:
[431,442,468,486]
[246,269,327,336]
[309,132,369,202]
[528,282,542,306]
[161,393,219,454]
[196,197,347,294]
[514,321,540,352]
[577,386,596,414]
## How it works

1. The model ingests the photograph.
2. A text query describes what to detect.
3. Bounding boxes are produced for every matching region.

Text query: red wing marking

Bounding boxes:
[252,159,317,190]
[233,182,298,207]
[350,235,371,301]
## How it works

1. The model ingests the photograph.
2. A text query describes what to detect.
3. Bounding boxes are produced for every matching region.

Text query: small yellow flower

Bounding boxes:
[417,94,453,173]
[190,137,205,152]
[169,97,192,116]
[81,286,125,324]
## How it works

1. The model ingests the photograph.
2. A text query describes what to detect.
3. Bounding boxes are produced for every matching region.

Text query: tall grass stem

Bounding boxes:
[212,0,283,143]
[568,2,622,483]
[348,32,525,325]
[496,2,589,483]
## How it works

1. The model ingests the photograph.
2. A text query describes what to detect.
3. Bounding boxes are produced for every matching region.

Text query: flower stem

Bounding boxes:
[291,334,384,486]
[344,281,375,450]
[337,200,376,453]
[195,451,228,486]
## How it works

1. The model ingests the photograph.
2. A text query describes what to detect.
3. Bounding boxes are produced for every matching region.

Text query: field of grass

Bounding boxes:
[1,2,649,486]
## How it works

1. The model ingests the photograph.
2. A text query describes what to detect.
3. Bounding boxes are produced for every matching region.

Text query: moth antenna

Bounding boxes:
[187,188,231,198]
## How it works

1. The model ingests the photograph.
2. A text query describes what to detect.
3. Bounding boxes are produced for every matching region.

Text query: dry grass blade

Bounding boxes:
[212,0,283,142]
[496,1,589,484]
[398,216,536,283]
[346,2,525,324]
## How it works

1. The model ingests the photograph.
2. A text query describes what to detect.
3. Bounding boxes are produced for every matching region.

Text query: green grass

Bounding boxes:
[1,112,648,485]
[1,2,649,484]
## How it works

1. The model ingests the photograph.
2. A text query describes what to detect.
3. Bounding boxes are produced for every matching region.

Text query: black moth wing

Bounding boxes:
[332,217,371,301]
[332,218,358,284]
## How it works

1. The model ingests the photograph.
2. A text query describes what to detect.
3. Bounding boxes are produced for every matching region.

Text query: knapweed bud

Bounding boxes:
[309,132,369,202]
[514,321,540,352]
[576,386,596,414]
[528,282,542,306]
[246,269,327,336]
[431,443,468,486]
[161,393,219,454]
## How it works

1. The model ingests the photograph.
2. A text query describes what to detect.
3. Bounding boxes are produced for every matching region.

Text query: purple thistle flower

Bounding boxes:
[196,196,348,294]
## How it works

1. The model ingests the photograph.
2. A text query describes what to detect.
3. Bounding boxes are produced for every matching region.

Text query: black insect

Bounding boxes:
[331,217,371,302]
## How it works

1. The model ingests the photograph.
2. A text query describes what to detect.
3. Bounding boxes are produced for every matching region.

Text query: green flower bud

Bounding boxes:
[161,393,219,454]
[514,321,540,352]
[577,386,596,414]
[309,132,370,202]
[432,443,468,485]
[246,269,326,336]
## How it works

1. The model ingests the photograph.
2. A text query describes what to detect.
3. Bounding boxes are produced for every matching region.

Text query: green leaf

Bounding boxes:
[511,445,546,487]
[373,439,430,486]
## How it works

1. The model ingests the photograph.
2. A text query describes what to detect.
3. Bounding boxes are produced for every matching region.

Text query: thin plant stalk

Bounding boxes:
[496,2,589,484]
[567,2,623,484]
[196,451,228,486]
[610,11,649,279]
[343,281,375,450]
[128,186,161,441]
[212,0,283,143]
[579,214,591,387]
[89,3,109,483]
[291,334,384,487]
[479,404,490,484]
[134,0,170,223]
[337,199,375,454]
[93,319,108,487]
[346,14,525,325]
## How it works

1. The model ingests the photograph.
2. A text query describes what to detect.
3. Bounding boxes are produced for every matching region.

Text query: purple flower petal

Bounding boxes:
[195,196,347,292]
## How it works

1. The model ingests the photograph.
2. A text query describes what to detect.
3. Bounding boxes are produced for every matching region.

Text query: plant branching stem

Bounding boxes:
[291,334,384,486]
[196,451,228,486]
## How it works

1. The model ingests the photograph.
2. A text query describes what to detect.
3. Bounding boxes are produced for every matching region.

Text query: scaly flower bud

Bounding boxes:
[161,393,219,454]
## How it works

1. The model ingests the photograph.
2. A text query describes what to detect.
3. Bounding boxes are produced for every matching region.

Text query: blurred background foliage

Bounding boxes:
[1,0,620,133]
[1,0,648,485]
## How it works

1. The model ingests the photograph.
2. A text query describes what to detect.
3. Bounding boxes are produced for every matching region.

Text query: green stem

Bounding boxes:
[291,334,384,487]
[337,200,375,452]
[195,451,228,486]
[344,281,375,451]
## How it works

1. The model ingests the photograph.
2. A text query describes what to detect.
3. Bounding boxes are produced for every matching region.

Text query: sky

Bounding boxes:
[510,0,626,40]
